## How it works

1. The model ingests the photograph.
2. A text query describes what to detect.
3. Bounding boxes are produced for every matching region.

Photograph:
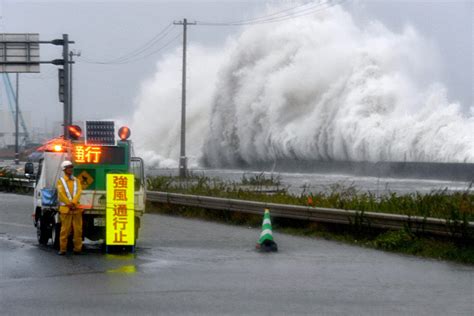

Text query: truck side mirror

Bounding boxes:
[24,162,34,176]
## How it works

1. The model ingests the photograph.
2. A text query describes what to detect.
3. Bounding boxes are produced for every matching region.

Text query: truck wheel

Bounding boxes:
[52,222,61,250]
[37,217,50,245]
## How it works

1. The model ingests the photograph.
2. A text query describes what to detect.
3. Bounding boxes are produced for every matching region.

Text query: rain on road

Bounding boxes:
[0,192,472,315]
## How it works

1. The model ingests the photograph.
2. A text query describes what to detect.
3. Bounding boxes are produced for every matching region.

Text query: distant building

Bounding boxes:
[0,110,32,148]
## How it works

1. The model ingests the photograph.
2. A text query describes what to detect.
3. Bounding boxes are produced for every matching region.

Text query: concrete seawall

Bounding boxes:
[241,160,474,182]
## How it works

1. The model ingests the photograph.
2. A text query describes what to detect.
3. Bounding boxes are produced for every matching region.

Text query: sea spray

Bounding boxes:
[132,44,227,168]
[131,5,473,168]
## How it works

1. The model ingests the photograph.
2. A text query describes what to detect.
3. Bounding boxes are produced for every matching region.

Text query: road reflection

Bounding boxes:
[105,253,137,274]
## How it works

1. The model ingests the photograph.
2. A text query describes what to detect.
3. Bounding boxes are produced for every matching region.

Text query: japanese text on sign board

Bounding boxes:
[73,145,126,165]
[106,174,134,245]
[74,145,102,163]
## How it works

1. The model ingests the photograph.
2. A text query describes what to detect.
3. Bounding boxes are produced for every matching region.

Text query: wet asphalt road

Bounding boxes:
[0,192,473,315]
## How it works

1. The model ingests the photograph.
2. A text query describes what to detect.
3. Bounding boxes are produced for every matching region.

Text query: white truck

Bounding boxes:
[27,125,146,249]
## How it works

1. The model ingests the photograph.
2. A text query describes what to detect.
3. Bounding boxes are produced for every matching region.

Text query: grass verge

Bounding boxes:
[147,174,474,222]
[147,174,474,265]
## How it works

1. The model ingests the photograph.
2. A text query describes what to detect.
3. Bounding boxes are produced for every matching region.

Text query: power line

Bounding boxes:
[105,23,175,63]
[79,23,176,64]
[79,31,181,65]
[196,0,345,26]
[251,0,345,25]
[124,32,182,63]
[200,1,317,25]
[80,27,175,64]
[74,1,344,65]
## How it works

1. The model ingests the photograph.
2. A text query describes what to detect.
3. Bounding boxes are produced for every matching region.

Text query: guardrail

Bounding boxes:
[147,191,474,237]
[0,176,35,192]
[1,180,471,236]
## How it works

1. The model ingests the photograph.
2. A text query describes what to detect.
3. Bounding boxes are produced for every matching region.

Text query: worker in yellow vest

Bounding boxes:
[56,160,83,255]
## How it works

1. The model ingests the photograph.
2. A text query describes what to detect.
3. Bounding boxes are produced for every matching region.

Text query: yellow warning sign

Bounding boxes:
[78,170,94,189]
[106,174,135,246]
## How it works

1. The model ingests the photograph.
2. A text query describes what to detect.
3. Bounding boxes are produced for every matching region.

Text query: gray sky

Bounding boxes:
[0,0,472,132]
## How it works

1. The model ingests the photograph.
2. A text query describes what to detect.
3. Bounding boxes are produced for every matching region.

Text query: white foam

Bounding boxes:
[131,5,473,168]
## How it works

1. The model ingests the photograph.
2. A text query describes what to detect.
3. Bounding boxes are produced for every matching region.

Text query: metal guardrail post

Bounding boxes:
[146,191,474,237]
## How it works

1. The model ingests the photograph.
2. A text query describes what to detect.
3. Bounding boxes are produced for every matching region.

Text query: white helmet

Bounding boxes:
[61,160,74,170]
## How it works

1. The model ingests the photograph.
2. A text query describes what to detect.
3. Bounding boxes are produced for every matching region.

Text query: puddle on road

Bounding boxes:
[105,253,137,274]
[107,265,137,274]
[1,234,198,276]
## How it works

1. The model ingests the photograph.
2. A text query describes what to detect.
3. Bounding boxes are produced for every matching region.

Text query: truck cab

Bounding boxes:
[32,125,146,249]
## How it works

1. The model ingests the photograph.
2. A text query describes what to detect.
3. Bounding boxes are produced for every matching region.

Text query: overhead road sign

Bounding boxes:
[0,33,40,73]
[0,33,76,142]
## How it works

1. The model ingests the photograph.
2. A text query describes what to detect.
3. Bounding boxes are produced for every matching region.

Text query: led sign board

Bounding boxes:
[73,145,125,165]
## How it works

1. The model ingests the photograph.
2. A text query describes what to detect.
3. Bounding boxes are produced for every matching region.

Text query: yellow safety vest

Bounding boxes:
[57,176,82,213]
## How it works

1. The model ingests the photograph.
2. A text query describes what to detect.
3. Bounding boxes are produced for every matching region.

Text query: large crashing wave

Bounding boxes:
[132,5,474,168]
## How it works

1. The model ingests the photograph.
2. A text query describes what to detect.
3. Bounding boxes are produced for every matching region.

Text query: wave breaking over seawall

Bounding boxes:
[132,5,474,168]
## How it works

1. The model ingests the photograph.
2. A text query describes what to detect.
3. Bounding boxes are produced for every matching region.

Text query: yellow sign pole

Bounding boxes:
[106,174,135,250]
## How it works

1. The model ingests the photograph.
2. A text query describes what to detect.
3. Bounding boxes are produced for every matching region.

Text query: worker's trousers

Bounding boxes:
[59,212,83,252]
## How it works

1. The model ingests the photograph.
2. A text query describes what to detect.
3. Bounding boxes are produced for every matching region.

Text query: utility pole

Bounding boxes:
[14,73,19,165]
[174,18,196,178]
[62,34,70,139]
[69,50,81,127]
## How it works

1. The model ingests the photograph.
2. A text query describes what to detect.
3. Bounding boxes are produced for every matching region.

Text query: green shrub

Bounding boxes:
[374,229,415,251]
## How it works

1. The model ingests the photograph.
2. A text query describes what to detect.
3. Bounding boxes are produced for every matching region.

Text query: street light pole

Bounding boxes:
[14,73,19,165]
